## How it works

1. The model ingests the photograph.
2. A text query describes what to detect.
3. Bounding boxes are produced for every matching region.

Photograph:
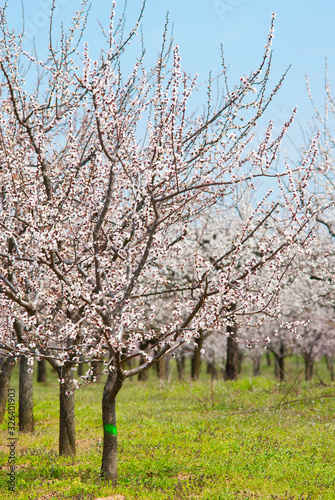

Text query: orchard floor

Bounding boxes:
[0,357,335,500]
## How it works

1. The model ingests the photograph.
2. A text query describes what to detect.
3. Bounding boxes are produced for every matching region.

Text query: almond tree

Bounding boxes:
[304,72,335,380]
[0,2,319,480]
[290,232,335,381]
[293,313,331,381]
[177,188,318,381]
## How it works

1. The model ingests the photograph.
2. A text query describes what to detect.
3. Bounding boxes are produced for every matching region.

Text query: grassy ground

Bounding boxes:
[0,356,334,500]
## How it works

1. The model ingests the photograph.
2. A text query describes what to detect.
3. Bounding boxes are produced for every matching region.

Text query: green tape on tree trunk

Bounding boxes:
[104,424,117,435]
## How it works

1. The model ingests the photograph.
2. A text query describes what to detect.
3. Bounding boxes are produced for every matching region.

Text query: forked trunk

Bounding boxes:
[58,363,76,456]
[19,356,34,432]
[101,370,124,481]
[0,357,15,423]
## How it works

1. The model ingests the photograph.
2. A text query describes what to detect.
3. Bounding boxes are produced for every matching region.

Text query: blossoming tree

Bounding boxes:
[0,1,320,480]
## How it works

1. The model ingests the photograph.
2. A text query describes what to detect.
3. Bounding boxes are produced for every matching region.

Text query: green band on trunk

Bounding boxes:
[104,424,117,435]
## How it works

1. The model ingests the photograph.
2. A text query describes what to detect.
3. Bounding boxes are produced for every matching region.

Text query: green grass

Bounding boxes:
[1,356,335,499]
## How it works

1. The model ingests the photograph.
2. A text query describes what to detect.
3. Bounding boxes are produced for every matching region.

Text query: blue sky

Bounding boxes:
[4,0,335,148]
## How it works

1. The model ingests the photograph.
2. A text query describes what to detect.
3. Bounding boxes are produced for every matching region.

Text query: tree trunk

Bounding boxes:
[225,336,239,380]
[37,358,47,383]
[13,319,34,432]
[253,355,261,377]
[225,308,238,381]
[266,351,272,366]
[58,364,76,456]
[325,355,334,382]
[101,370,124,481]
[0,357,15,423]
[304,355,314,382]
[273,343,285,381]
[176,355,185,379]
[19,356,34,432]
[191,331,204,380]
[155,357,167,380]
